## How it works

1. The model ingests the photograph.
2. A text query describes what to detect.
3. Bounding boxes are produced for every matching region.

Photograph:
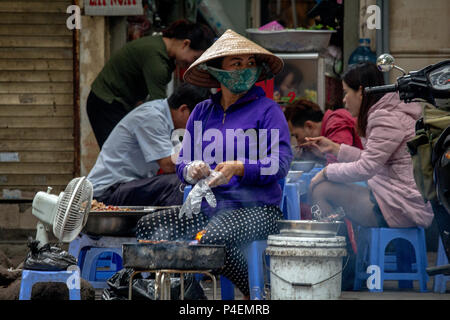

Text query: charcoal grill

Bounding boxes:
[122,241,226,300]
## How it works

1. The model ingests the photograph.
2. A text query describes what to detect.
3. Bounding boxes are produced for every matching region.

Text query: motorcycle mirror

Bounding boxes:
[376,54,395,72]
[376,53,407,75]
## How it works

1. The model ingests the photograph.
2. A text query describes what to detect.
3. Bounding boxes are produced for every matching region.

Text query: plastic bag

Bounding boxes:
[23,239,77,271]
[102,268,207,300]
[105,268,138,296]
[179,171,226,219]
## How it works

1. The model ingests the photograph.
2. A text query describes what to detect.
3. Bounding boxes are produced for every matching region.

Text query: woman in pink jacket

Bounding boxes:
[305,62,433,228]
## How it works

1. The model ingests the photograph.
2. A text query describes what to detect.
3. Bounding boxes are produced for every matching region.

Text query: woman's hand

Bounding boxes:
[309,167,328,194]
[184,161,211,184]
[300,136,341,157]
[208,161,245,187]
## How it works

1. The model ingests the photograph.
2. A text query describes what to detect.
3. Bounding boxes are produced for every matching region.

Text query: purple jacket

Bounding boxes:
[176,86,293,216]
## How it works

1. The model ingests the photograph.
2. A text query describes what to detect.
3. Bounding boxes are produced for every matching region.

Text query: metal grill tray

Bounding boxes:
[83,206,181,237]
[122,242,226,271]
[90,205,181,214]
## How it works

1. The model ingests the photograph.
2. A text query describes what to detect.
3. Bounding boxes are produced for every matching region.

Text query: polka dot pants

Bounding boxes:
[136,205,283,297]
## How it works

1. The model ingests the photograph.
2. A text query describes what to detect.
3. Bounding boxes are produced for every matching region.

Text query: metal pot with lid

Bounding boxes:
[277,220,344,238]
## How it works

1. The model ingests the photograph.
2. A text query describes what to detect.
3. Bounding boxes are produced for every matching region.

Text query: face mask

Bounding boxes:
[200,64,262,94]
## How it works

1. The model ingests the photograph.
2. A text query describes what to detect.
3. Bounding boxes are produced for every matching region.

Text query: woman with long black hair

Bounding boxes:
[303,62,433,229]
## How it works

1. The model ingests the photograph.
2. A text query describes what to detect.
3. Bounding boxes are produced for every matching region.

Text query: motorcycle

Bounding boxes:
[365,54,450,276]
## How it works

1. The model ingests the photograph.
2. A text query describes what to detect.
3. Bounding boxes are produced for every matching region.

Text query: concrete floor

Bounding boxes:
[208,280,450,300]
[94,275,450,301]
[94,250,450,301]
[3,241,449,301]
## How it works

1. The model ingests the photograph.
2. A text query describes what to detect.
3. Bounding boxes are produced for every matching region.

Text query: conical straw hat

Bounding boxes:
[183,29,284,88]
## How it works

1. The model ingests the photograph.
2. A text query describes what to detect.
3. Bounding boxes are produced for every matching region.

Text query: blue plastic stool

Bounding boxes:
[219,240,270,300]
[69,234,135,288]
[19,269,81,300]
[219,276,235,300]
[94,251,123,281]
[353,227,429,292]
[281,182,301,220]
[80,247,123,288]
[219,178,299,300]
[244,240,269,299]
[433,237,450,293]
[310,167,323,176]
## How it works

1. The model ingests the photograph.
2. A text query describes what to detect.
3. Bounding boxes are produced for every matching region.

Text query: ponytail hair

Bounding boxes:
[162,19,215,51]
[342,62,385,137]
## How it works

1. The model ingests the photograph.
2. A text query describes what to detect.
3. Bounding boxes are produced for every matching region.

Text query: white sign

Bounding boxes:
[85,0,144,16]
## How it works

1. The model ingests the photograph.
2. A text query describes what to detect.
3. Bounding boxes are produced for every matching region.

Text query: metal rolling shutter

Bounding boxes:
[0,0,76,200]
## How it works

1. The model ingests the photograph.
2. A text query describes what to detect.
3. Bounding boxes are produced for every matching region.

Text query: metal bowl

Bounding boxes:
[290,161,316,172]
[286,170,303,183]
[83,206,181,237]
[277,220,344,238]
[246,28,335,53]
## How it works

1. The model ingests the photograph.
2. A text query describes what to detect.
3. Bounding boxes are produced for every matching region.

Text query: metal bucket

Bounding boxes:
[290,161,316,172]
[266,234,347,300]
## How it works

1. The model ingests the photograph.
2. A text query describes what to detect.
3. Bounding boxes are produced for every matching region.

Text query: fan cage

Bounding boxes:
[53,177,93,242]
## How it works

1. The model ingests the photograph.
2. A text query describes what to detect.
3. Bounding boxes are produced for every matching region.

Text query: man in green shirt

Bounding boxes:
[87,19,214,148]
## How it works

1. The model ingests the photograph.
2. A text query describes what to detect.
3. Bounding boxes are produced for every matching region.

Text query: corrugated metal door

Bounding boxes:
[0,0,76,200]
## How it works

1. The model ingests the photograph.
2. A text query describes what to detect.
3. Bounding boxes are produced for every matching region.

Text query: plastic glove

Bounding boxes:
[206,170,228,188]
[179,178,217,219]
[183,160,211,185]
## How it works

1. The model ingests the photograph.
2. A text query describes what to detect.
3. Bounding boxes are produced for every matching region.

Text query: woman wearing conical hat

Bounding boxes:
[136,30,293,299]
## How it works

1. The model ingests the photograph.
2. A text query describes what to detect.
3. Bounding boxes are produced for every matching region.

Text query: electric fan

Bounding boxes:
[31,176,93,247]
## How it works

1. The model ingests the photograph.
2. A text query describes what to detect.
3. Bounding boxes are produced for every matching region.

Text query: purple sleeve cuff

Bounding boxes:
[176,161,188,184]
[241,163,260,185]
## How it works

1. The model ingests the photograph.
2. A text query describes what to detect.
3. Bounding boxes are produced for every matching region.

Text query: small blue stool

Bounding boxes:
[310,167,323,176]
[281,182,301,220]
[19,269,81,300]
[219,240,269,300]
[80,247,123,288]
[244,240,269,299]
[354,227,429,292]
[69,234,135,288]
[220,278,235,300]
[433,237,450,293]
